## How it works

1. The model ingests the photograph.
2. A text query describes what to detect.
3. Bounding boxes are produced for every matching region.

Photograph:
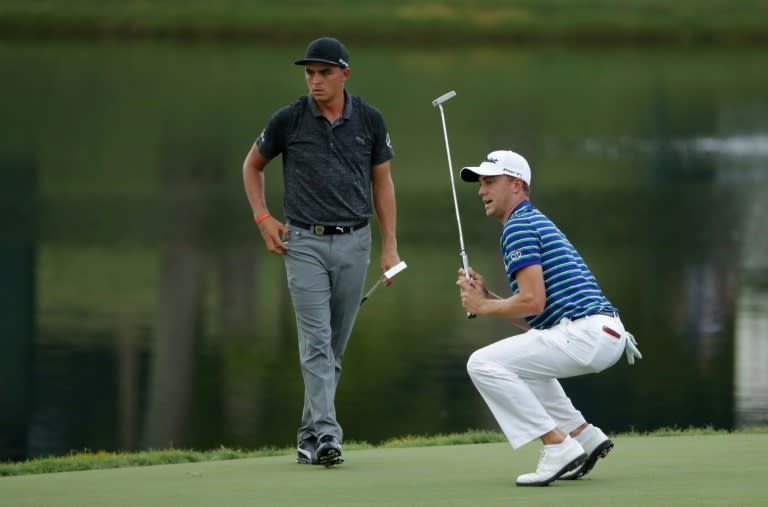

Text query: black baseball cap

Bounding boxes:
[294,37,350,69]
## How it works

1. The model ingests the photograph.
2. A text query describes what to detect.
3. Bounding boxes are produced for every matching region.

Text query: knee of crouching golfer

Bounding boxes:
[467,349,493,379]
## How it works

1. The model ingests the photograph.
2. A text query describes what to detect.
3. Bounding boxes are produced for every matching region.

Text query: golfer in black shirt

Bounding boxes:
[243,37,401,467]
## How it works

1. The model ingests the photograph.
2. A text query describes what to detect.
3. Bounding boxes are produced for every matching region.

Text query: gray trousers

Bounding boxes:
[283,223,371,444]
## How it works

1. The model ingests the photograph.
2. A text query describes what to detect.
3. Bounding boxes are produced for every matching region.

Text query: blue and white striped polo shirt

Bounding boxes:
[502,200,616,330]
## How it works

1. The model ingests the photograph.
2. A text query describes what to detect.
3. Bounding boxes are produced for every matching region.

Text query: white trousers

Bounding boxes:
[466,314,627,449]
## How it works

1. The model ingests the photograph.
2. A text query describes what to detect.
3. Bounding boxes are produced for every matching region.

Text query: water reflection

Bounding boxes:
[1,43,768,461]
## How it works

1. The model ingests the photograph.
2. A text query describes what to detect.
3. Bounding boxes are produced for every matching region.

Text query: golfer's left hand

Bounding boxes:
[459,268,488,293]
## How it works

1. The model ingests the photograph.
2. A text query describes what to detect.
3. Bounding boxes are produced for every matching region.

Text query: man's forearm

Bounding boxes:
[481,291,532,330]
[372,171,398,252]
[242,146,270,218]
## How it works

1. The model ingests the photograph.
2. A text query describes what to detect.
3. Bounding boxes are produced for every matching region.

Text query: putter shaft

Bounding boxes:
[360,279,383,304]
[360,261,408,306]
[432,90,475,319]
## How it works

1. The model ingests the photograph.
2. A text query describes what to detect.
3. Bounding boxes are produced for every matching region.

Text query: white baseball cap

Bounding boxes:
[460,150,531,185]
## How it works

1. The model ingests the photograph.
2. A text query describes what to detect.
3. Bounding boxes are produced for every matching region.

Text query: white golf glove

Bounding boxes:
[624,331,642,365]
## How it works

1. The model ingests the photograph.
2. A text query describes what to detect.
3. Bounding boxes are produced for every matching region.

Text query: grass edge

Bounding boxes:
[2,426,766,477]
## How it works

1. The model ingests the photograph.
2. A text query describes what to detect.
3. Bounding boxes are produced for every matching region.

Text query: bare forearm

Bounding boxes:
[478,294,538,321]
[459,266,543,329]
[465,285,537,328]
[372,172,397,253]
[244,168,267,215]
[242,146,269,217]
[242,145,289,254]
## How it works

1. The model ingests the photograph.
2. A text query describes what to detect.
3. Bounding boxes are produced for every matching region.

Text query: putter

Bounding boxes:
[432,90,476,319]
[360,261,408,306]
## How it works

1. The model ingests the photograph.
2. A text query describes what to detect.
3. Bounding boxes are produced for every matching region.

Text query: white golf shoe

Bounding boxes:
[559,424,614,480]
[516,435,587,487]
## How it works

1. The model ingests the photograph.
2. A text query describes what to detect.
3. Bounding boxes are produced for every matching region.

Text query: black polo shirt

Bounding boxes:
[256,90,394,226]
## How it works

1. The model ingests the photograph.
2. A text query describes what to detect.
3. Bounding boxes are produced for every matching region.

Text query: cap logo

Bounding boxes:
[339,58,349,68]
[484,156,498,164]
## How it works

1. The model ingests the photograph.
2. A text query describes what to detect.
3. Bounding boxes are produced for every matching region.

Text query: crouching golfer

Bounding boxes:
[455,150,641,486]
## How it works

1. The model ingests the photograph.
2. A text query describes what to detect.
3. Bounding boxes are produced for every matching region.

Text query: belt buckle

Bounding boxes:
[313,225,325,235]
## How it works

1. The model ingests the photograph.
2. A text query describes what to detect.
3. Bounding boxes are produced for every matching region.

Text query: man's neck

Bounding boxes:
[315,92,345,123]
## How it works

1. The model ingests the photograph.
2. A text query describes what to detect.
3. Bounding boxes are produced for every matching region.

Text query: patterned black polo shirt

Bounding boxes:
[256,90,394,226]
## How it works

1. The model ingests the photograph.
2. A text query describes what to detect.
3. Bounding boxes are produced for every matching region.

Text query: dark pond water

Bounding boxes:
[1,41,767,461]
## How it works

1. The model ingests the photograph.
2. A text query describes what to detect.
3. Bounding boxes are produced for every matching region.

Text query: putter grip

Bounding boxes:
[460,257,476,319]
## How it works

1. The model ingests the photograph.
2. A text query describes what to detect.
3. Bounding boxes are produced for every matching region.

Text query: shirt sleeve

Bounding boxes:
[255,104,292,160]
[366,106,395,166]
[502,222,541,281]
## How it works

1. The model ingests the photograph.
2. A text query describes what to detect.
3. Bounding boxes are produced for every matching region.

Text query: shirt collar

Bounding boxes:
[308,89,353,120]
[507,199,532,221]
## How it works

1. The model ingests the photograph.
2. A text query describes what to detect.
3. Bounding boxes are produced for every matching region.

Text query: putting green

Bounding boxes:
[2,434,766,506]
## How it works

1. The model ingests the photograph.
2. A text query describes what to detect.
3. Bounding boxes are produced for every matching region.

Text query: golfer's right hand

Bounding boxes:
[456,271,485,315]
[257,217,289,255]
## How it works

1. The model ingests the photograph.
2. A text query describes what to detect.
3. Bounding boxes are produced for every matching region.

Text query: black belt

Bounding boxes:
[288,219,369,236]
[573,309,619,320]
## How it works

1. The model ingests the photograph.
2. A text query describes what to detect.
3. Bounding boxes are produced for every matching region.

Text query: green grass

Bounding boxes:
[2,427,765,477]
[1,0,767,45]
[1,428,767,506]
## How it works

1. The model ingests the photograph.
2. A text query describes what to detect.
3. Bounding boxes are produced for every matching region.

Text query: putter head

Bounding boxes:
[360,261,407,307]
[432,91,457,107]
[383,261,407,280]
